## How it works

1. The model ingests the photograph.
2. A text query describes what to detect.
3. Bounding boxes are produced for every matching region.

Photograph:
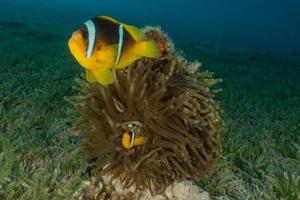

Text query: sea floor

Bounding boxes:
[0,20,299,199]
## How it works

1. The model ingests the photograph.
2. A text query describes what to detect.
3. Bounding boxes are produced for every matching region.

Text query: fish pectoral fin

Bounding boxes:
[124,25,145,41]
[94,44,118,68]
[91,68,114,85]
[134,40,160,58]
[85,70,97,82]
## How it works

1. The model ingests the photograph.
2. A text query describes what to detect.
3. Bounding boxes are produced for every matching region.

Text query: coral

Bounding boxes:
[66,28,223,194]
[72,177,211,200]
[71,177,134,200]
[102,175,211,200]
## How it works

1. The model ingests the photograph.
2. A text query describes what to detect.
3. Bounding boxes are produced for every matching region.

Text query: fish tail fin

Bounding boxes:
[134,40,161,58]
[134,136,148,146]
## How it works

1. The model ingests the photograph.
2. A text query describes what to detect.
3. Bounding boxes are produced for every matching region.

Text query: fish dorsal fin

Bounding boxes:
[124,25,145,41]
[99,16,121,25]
[100,16,145,41]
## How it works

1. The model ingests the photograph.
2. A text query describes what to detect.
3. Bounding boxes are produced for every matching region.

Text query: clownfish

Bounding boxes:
[68,16,161,85]
[122,128,148,149]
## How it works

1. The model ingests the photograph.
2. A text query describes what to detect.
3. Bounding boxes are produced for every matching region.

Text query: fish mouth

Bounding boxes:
[69,31,81,45]
[68,37,77,54]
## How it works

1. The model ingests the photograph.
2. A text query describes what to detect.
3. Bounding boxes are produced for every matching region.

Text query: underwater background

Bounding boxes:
[0,0,299,199]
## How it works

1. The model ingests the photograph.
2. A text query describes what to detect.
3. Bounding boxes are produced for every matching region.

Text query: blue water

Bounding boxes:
[1,0,300,53]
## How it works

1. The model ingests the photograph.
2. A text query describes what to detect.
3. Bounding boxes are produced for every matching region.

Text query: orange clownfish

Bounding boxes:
[122,128,148,149]
[68,16,161,85]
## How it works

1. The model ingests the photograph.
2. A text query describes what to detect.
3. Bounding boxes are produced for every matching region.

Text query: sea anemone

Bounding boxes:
[66,28,223,194]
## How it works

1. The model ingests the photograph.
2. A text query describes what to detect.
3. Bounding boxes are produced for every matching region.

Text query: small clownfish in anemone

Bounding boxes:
[122,124,148,149]
[68,16,161,85]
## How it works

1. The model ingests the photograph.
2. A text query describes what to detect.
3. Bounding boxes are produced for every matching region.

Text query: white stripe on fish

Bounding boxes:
[130,130,135,145]
[84,20,96,58]
[115,24,124,65]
